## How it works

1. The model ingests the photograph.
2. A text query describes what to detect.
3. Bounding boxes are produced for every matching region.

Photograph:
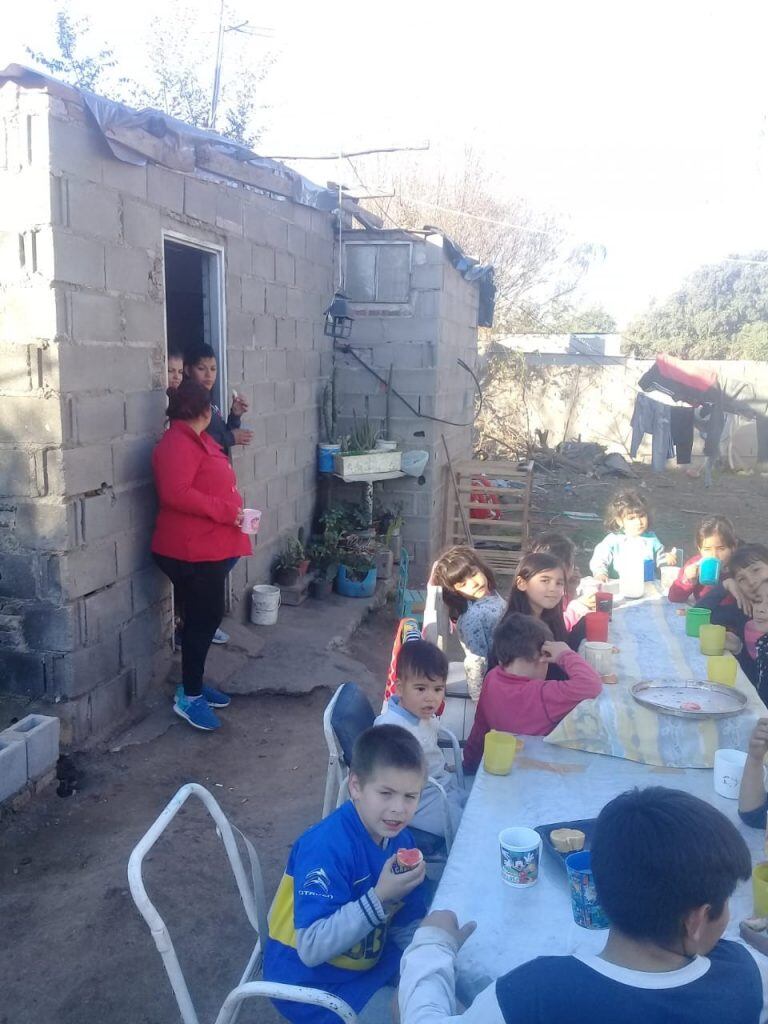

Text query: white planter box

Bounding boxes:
[334,451,401,479]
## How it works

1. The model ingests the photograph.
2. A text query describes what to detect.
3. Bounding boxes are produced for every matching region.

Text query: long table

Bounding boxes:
[433,584,767,998]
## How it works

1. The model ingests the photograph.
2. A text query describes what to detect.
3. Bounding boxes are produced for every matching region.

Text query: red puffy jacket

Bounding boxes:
[151,421,252,563]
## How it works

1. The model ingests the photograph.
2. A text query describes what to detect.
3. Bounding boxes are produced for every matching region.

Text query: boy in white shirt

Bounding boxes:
[375,639,466,840]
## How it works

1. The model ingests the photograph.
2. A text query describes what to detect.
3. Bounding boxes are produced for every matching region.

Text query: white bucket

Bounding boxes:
[250,584,281,625]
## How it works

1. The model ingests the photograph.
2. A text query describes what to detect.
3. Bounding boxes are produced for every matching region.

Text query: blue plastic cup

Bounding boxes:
[565,851,609,929]
[699,557,721,585]
[643,558,656,582]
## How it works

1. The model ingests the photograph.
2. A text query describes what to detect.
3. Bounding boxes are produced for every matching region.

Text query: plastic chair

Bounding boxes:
[127,783,356,1024]
[395,550,427,622]
[321,682,464,851]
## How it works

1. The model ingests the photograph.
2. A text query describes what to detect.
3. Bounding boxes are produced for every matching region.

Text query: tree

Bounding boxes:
[548,304,617,334]
[26,2,273,148]
[26,8,117,93]
[349,148,612,337]
[626,254,768,359]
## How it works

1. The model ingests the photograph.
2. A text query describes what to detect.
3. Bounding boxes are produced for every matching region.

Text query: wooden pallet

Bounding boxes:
[443,459,533,579]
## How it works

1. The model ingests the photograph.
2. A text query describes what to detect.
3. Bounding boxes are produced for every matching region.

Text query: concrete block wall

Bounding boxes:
[0,80,334,745]
[336,232,480,582]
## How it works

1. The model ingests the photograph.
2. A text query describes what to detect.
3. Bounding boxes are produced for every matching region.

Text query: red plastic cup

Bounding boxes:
[585,611,609,642]
[595,591,613,619]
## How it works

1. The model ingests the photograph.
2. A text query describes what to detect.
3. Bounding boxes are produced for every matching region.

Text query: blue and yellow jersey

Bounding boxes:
[263,801,427,1021]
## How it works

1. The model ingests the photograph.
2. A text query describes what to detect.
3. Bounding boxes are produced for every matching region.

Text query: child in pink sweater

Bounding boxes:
[463,613,602,772]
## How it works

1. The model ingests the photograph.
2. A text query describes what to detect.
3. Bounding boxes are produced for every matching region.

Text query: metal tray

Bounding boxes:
[535,818,597,873]
[630,680,747,720]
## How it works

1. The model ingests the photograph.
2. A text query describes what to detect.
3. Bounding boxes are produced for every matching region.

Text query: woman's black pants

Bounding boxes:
[153,555,229,697]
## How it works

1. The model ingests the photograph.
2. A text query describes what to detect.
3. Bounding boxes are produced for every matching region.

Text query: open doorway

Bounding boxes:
[163,237,226,408]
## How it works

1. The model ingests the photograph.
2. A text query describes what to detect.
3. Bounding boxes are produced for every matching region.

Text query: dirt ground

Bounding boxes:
[1,460,767,1024]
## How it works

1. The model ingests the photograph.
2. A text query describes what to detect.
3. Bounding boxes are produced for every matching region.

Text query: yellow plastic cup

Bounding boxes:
[699,624,726,657]
[753,863,768,916]
[484,730,520,775]
[707,654,738,687]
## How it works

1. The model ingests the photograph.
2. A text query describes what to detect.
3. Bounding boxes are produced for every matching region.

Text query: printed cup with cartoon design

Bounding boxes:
[565,850,609,929]
[713,748,747,799]
[499,827,541,888]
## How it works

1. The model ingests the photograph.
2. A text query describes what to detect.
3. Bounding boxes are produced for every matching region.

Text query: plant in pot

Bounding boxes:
[334,412,401,480]
[306,539,340,599]
[375,502,404,562]
[375,364,399,453]
[272,537,305,587]
[336,535,378,598]
[317,365,341,473]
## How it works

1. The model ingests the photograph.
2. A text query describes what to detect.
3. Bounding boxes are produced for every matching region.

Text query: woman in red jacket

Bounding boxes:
[152,380,252,731]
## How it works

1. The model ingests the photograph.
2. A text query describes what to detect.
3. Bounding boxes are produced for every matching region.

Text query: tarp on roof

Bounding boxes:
[0,63,336,211]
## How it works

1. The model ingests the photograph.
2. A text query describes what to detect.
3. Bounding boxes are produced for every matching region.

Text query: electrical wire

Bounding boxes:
[334,341,483,428]
[396,193,559,236]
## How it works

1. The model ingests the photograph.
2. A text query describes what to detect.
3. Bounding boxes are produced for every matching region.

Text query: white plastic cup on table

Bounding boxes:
[581,641,615,681]
[241,508,262,535]
[713,748,747,799]
[660,565,679,593]
[499,827,541,888]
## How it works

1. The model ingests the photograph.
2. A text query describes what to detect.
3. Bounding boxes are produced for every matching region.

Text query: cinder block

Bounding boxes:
[244,350,267,380]
[0,735,27,802]
[23,603,79,653]
[184,178,217,223]
[83,578,132,641]
[277,318,297,349]
[73,393,126,443]
[253,315,277,348]
[227,310,256,349]
[241,277,266,315]
[112,436,154,486]
[0,395,63,444]
[14,500,76,550]
[216,189,243,233]
[87,669,135,738]
[122,198,162,250]
[265,283,287,317]
[266,476,287,508]
[267,349,287,381]
[81,491,131,543]
[67,180,121,241]
[123,298,165,344]
[275,251,295,286]
[102,158,147,200]
[265,413,287,444]
[125,388,167,436]
[60,540,118,599]
[45,444,114,497]
[7,714,60,780]
[70,290,121,342]
[48,118,103,183]
[52,230,105,289]
[0,449,36,497]
[0,343,32,391]
[252,243,275,281]
[147,164,184,211]
[131,565,168,615]
[52,636,120,698]
[116,529,152,577]
[0,552,37,599]
[105,245,153,295]
[62,345,151,395]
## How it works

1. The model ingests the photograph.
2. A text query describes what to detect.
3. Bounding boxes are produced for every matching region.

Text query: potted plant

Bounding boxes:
[307,539,340,599]
[336,535,378,598]
[375,364,399,453]
[375,502,404,562]
[272,537,305,587]
[317,365,342,473]
[333,411,401,480]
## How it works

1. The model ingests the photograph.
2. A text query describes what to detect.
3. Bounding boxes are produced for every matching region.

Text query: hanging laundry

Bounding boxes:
[670,406,695,465]
[630,393,673,472]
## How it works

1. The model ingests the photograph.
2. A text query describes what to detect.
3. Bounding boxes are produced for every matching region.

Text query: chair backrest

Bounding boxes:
[330,682,376,766]
[395,548,410,613]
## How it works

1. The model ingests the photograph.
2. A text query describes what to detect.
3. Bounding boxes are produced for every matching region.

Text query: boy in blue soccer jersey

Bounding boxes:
[264,724,429,1022]
[399,787,768,1024]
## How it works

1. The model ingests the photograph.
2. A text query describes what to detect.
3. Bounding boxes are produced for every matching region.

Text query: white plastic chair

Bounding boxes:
[321,683,464,849]
[127,783,356,1024]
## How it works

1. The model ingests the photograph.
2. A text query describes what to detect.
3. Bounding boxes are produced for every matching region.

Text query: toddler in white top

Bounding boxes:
[375,639,466,840]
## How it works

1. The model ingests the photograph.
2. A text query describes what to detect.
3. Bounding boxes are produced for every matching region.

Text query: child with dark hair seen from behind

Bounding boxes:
[375,639,467,840]
[263,725,429,1023]
[399,787,765,1023]
[184,342,253,455]
[462,612,601,772]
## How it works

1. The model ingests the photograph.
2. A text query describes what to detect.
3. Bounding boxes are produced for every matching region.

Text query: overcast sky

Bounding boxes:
[4,0,768,326]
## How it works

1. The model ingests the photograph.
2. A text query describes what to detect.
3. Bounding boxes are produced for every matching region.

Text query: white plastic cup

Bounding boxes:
[241,508,262,535]
[713,748,747,799]
[499,827,541,888]
[660,565,679,593]
[582,641,614,678]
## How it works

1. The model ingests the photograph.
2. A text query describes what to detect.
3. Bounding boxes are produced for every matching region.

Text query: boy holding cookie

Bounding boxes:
[264,725,429,1022]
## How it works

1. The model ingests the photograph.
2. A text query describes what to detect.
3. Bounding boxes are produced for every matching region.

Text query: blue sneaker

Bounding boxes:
[201,684,231,708]
[173,694,221,731]
[176,684,231,709]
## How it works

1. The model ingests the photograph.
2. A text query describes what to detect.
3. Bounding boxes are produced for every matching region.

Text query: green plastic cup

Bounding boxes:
[685,607,711,638]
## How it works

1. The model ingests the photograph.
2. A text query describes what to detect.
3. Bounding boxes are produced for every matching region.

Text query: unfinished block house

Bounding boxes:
[0,65,491,744]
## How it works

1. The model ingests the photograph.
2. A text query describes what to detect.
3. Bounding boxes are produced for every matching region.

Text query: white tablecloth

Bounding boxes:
[433,739,766,999]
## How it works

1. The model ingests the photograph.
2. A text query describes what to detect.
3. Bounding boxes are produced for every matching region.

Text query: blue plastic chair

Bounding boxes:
[395,549,427,622]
